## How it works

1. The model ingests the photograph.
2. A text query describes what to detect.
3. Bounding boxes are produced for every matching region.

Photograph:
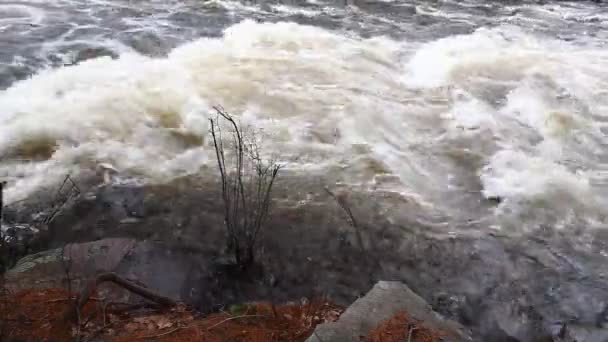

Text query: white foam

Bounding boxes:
[0,4,46,26]
[2,20,608,231]
[0,20,403,203]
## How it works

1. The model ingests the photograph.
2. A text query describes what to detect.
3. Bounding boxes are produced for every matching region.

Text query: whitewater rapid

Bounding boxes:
[1,0,608,234]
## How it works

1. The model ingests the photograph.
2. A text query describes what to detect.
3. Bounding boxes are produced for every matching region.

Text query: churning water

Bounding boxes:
[1,0,608,236]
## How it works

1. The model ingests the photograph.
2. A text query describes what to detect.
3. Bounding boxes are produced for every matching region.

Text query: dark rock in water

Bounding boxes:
[306,281,471,342]
[72,47,118,64]
[44,43,118,66]
[487,196,502,204]
[119,31,171,56]
[0,65,34,90]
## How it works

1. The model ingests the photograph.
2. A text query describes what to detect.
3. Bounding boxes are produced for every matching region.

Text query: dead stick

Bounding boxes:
[205,314,263,331]
[140,326,185,340]
[407,325,418,342]
[64,272,177,323]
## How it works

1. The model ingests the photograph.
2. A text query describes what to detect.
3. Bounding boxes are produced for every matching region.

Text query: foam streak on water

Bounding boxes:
[1,1,608,233]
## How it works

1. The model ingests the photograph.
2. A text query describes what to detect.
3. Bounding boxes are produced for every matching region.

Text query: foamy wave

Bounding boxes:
[401,24,608,228]
[1,20,608,231]
[0,4,45,26]
[0,20,402,203]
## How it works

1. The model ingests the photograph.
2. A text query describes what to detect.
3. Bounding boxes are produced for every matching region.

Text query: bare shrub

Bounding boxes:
[43,174,81,227]
[209,106,281,267]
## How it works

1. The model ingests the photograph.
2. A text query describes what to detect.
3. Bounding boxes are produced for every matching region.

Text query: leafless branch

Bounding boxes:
[44,175,80,226]
[209,106,282,267]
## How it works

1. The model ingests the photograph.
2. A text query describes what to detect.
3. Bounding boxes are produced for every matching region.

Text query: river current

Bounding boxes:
[2,0,608,236]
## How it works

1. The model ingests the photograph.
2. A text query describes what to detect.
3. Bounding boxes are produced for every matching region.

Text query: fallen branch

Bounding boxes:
[63,272,177,323]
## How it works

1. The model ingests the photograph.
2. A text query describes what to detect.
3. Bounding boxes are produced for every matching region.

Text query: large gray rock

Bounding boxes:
[306,281,472,342]
[5,238,136,290]
[5,238,214,306]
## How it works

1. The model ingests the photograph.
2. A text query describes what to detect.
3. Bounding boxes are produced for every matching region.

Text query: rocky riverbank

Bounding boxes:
[2,174,608,341]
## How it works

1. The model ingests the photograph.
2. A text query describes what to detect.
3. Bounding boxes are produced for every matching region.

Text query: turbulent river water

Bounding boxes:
[2,0,608,339]
[2,0,608,235]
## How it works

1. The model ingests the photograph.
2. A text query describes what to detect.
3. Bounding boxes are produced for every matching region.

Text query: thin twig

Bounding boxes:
[139,326,185,339]
[205,314,263,331]
[80,309,100,330]
[102,300,110,327]
[46,298,75,303]
[32,313,50,322]
[45,175,80,226]
[407,325,418,342]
